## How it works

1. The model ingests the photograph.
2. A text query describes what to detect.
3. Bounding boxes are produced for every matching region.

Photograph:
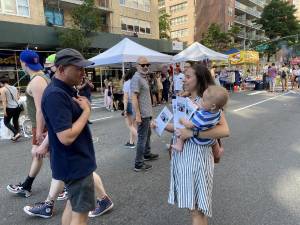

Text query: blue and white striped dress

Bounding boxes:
[168,98,215,217]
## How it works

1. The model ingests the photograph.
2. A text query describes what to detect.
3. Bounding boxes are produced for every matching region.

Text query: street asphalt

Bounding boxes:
[1,90,300,225]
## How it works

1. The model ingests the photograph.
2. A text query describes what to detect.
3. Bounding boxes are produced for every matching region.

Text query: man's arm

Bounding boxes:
[56,97,91,146]
[132,93,141,123]
[31,76,48,144]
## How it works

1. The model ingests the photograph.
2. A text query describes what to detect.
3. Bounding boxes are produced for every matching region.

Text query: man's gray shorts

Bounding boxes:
[65,173,95,213]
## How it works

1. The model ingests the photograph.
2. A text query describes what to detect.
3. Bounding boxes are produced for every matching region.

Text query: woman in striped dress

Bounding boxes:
[164,64,230,225]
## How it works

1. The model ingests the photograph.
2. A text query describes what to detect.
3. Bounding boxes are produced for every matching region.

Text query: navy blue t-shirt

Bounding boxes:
[42,77,96,181]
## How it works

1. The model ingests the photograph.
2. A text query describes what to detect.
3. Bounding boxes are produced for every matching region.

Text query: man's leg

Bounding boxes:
[88,172,114,218]
[70,212,89,225]
[62,200,72,225]
[23,178,65,218]
[135,118,149,168]
[144,118,151,156]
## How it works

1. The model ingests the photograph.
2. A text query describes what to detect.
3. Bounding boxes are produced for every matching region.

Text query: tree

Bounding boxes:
[159,13,171,39]
[57,0,101,53]
[201,23,240,52]
[57,29,90,53]
[71,0,101,35]
[255,0,299,40]
[255,0,300,60]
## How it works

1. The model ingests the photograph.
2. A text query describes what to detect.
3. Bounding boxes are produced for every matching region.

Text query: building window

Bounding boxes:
[121,17,151,34]
[171,15,187,26]
[119,0,151,12]
[170,2,187,14]
[45,8,64,26]
[0,0,30,16]
[171,29,188,39]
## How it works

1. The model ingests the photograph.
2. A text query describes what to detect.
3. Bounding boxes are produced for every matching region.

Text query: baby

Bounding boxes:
[171,85,229,163]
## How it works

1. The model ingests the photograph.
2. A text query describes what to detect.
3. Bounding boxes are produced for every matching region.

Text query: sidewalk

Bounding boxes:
[0,92,105,116]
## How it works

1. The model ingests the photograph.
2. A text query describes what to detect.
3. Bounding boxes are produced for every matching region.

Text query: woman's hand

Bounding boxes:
[150,120,157,129]
[178,128,193,140]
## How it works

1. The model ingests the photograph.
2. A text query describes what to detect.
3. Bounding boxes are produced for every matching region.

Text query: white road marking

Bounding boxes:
[233,92,290,112]
[247,91,267,96]
[90,116,113,122]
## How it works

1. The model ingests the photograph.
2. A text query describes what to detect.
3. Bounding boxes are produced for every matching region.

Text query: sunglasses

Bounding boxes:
[139,64,151,68]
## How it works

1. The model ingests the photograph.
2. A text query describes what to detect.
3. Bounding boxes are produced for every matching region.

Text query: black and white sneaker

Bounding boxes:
[124,142,136,149]
[134,163,152,172]
[7,183,32,198]
[144,153,159,161]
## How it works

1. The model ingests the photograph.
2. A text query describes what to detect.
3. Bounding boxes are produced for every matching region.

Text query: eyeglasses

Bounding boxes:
[139,64,151,68]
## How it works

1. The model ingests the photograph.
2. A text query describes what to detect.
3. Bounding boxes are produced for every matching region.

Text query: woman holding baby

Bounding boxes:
[153,64,230,225]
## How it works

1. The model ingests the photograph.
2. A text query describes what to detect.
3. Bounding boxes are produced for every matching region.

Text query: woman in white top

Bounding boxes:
[123,68,138,148]
[0,76,21,141]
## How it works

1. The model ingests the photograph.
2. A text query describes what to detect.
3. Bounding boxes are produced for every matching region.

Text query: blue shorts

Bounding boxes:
[126,102,134,115]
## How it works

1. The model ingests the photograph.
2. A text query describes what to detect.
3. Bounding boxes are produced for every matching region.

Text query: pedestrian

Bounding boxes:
[291,66,297,90]
[268,63,277,92]
[104,77,109,108]
[149,73,158,107]
[112,75,123,111]
[38,48,112,225]
[173,66,185,96]
[77,74,94,102]
[23,51,113,219]
[279,64,289,92]
[0,76,22,141]
[44,54,56,79]
[156,72,163,104]
[161,73,170,103]
[7,50,50,198]
[131,56,159,172]
[106,78,114,111]
[123,67,137,149]
[153,64,230,225]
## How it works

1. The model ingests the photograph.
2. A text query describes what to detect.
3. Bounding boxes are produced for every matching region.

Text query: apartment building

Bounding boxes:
[0,0,159,40]
[160,0,270,48]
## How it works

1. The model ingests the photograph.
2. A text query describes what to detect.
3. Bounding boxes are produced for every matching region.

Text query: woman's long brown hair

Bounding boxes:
[192,64,215,97]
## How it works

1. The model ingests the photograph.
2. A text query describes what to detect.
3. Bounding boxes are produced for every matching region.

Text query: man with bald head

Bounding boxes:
[131,57,159,172]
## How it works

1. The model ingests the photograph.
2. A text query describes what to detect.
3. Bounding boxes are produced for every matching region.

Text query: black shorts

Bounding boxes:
[65,173,95,213]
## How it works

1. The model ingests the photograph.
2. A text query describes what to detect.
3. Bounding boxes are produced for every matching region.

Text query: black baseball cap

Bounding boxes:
[55,48,94,68]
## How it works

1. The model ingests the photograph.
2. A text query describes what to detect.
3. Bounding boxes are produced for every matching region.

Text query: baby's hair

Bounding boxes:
[204,85,229,109]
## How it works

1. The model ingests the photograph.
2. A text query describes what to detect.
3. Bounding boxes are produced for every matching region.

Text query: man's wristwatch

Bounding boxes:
[193,129,199,138]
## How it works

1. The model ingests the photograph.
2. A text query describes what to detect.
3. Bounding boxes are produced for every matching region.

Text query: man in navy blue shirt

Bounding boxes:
[41,49,96,225]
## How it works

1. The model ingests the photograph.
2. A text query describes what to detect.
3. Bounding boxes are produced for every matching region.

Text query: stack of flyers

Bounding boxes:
[172,96,198,129]
[154,106,173,136]
[173,96,186,129]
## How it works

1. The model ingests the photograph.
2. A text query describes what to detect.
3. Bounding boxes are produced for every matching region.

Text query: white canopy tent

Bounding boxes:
[89,38,173,72]
[173,42,229,62]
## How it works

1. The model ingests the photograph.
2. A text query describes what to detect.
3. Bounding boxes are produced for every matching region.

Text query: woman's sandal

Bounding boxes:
[11,133,21,142]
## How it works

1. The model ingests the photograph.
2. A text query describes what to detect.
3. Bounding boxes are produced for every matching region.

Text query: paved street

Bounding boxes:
[1,90,300,225]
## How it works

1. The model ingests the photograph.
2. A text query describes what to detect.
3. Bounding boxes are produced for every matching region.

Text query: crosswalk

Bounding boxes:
[91,98,105,109]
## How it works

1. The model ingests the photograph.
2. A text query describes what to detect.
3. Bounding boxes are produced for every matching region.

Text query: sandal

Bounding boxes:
[12,133,21,142]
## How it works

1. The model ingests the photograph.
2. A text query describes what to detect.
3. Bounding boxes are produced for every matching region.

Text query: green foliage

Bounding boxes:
[71,0,101,35]
[254,0,300,59]
[159,13,171,39]
[255,0,299,39]
[57,0,101,53]
[58,29,90,53]
[201,23,240,51]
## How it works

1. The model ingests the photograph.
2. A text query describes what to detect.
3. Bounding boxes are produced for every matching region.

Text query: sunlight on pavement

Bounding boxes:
[272,169,300,214]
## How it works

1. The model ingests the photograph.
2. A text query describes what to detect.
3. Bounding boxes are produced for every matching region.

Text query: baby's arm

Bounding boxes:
[179,118,195,129]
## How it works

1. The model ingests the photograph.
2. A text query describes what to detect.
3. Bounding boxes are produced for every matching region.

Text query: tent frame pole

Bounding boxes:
[122,62,125,78]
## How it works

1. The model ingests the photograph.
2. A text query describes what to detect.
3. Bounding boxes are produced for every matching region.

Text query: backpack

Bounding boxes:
[281,69,287,78]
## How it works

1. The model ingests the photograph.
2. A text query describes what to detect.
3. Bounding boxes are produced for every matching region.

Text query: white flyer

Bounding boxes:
[173,96,186,129]
[154,106,173,136]
[185,97,199,120]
